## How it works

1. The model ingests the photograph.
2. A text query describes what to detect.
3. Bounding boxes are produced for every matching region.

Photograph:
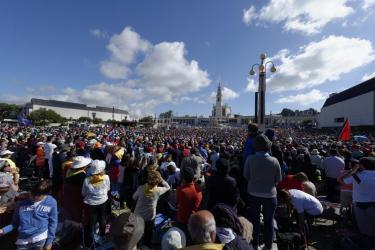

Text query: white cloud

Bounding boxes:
[267,35,375,92]
[5,27,211,118]
[242,6,256,25]
[222,87,240,100]
[245,78,257,92]
[137,41,210,100]
[210,86,239,102]
[363,0,375,10]
[100,27,151,79]
[275,89,327,105]
[90,29,107,39]
[246,0,353,34]
[362,70,375,81]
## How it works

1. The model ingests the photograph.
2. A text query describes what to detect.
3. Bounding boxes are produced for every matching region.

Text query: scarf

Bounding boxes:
[89,175,105,187]
[66,168,85,178]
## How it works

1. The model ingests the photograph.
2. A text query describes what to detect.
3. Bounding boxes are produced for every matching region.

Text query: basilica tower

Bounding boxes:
[215,82,223,118]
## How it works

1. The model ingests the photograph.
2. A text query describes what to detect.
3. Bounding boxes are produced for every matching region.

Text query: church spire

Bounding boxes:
[216,82,222,105]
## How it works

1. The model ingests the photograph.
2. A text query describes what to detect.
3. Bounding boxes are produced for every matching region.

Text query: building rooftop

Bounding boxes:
[30,98,128,115]
[322,77,375,108]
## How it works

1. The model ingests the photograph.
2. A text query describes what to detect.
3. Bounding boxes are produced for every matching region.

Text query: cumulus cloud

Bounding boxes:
[245,78,257,92]
[242,6,256,25]
[6,27,211,118]
[245,0,353,34]
[275,89,327,105]
[267,35,375,92]
[363,0,375,10]
[137,41,210,101]
[90,29,107,39]
[210,86,239,102]
[362,70,375,81]
[100,27,151,79]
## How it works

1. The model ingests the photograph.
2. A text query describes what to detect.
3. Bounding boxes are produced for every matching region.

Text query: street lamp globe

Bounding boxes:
[249,69,255,75]
[270,65,277,73]
[260,53,267,60]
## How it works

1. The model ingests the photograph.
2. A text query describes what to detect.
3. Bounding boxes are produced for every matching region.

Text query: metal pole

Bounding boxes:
[254,92,258,123]
[258,71,266,131]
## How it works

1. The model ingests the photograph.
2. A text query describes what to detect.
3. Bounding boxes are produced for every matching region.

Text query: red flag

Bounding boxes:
[338,117,351,141]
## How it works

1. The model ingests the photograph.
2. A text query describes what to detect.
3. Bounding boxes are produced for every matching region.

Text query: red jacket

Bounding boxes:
[277,175,304,191]
[176,182,202,224]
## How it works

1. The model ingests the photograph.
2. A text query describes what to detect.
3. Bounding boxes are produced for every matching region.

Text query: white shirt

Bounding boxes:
[289,189,323,216]
[343,170,375,203]
[44,143,56,160]
[82,175,110,206]
[323,156,345,178]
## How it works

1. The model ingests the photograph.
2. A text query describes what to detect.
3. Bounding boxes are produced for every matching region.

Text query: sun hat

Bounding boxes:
[110,212,145,250]
[0,150,14,156]
[89,160,106,175]
[36,142,45,146]
[71,156,92,169]
[161,227,187,250]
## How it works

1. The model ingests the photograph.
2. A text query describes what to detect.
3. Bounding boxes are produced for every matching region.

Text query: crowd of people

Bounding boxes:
[0,123,374,250]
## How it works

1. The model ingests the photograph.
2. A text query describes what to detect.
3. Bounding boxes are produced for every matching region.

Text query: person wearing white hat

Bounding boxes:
[63,156,91,223]
[82,160,110,245]
[162,227,187,250]
[0,150,19,186]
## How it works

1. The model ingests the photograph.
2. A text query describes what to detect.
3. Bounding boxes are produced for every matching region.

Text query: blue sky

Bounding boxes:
[1,0,375,118]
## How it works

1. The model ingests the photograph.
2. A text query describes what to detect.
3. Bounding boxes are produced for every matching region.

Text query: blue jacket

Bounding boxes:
[243,135,256,164]
[2,195,58,246]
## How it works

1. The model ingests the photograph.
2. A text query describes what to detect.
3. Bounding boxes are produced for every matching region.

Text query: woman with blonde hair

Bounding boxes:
[133,169,170,246]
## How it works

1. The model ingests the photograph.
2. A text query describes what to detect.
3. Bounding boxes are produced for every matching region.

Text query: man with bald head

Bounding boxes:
[182,210,224,250]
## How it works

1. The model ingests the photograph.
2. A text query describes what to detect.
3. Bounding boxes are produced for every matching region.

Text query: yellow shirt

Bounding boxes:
[182,243,224,250]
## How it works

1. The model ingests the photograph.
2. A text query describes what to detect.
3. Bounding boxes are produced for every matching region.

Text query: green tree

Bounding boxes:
[77,117,92,122]
[93,118,103,124]
[29,109,64,125]
[159,110,173,118]
[0,103,22,119]
[280,108,295,117]
[139,116,155,126]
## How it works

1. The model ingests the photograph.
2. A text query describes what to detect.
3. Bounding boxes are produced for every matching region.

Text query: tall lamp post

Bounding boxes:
[249,53,276,132]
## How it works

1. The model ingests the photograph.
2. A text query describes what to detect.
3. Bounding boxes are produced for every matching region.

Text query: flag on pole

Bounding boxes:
[338,117,351,141]
[17,107,32,126]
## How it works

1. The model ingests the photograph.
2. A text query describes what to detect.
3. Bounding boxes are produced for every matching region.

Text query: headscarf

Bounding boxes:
[212,203,243,236]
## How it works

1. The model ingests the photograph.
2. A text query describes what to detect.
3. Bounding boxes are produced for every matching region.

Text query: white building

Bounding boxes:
[25,98,129,121]
[319,77,375,128]
[211,83,232,124]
